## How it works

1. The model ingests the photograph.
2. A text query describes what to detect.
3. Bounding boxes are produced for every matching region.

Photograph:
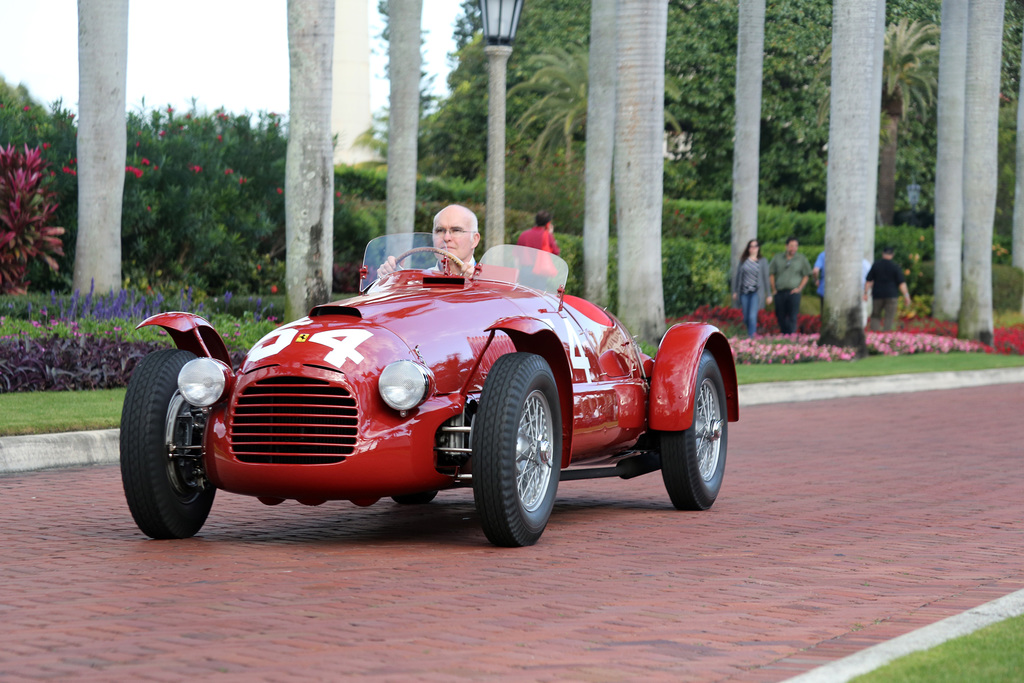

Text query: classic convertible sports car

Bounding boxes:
[120,233,738,547]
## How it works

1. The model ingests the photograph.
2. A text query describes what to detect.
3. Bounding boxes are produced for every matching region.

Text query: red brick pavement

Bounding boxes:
[1,383,1022,682]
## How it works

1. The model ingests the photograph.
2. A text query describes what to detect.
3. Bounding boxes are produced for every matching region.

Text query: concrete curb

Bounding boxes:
[0,428,119,475]
[739,366,1024,406]
[782,588,1024,682]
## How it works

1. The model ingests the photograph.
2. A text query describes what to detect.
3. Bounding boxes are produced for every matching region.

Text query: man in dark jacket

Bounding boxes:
[864,246,912,331]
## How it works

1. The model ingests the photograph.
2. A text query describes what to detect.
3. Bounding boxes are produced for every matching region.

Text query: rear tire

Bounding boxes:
[472,353,561,547]
[661,350,727,510]
[120,349,215,539]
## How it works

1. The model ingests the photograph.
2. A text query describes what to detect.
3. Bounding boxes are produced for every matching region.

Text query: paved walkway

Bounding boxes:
[1,373,1022,681]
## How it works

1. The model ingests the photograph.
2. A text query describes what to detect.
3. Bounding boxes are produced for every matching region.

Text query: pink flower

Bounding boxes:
[224,168,233,175]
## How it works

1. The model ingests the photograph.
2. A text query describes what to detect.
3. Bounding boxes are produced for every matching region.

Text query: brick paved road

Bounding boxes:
[2,383,1022,682]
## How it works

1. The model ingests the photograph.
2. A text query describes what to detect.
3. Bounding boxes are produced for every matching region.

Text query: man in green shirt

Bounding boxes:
[769,236,812,335]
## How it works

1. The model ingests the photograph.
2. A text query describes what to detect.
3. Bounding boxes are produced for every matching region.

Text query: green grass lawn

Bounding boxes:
[852,613,1024,682]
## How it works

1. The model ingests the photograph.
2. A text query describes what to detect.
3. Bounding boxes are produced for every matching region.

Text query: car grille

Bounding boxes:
[230,376,357,464]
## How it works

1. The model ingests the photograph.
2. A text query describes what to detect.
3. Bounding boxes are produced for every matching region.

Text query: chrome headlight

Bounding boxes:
[178,357,233,407]
[378,360,432,411]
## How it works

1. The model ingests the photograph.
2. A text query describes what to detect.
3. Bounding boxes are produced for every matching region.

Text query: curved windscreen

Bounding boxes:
[478,245,568,295]
[360,234,569,296]
[360,233,438,291]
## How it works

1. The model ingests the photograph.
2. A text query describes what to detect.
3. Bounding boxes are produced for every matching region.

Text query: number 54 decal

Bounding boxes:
[248,325,373,369]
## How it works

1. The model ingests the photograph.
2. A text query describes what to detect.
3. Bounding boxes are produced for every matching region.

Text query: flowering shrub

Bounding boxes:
[678,305,1012,365]
[0,144,65,294]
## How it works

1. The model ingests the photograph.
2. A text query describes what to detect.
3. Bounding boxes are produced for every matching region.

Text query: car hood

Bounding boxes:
[243,281,548,395]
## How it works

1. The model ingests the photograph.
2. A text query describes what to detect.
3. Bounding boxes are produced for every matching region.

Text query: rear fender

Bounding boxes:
[137,312,233,367]
[649,323,738,431]
[488,317,574,468]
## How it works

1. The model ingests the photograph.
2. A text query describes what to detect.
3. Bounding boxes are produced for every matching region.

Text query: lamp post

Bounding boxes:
[480,0,524,250]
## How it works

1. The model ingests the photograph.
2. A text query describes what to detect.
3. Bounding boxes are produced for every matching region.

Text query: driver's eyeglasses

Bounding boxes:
[434,226,471,237]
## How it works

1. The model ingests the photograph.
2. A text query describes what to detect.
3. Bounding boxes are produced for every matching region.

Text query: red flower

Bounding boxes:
[217,135,223,142]
[270,285,278,294]
[276,187,283,194]
[224,168,233,175]
[141,158,150,165]
[23,105,30,111]
[125,166,143,178]
[239,177,247,184]
[42,142,50,150]
[189,165,202,173]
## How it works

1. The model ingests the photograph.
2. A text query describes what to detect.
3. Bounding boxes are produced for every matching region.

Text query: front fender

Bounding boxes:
[137,312,233,367]
[649,323,738,432]
[488,316,575,469]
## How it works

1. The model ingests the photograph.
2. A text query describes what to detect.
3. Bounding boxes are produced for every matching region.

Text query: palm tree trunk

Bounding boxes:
[285,0,336,322]
[876,110,900,227]
[74,0,128,295]
[863,0,885,266]
[583,0,616,307]
[819,0,880,356]
[933,0,968,320]
[959,0,1004,345]
[1013,26,1024,314]
[614,0,667,345]
[386,0,423,235]
[730,0,766,275]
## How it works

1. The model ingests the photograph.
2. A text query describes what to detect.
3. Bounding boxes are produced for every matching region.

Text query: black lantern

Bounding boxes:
[479,0,524,46]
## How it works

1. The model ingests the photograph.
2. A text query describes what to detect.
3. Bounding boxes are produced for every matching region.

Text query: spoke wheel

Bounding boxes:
[473,353,561,547]
[120,349,215,539]
[661,350,728,510]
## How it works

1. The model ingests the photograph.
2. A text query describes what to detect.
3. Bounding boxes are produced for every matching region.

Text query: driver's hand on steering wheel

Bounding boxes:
[378,255,400,276]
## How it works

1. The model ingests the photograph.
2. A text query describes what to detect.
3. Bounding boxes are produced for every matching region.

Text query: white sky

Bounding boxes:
[0,0,463,115]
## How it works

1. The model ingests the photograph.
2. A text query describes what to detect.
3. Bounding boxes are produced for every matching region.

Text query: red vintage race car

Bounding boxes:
[120,234,738,547]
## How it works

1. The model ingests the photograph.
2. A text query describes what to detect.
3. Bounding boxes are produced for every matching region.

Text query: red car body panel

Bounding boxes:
[139,262,737,504]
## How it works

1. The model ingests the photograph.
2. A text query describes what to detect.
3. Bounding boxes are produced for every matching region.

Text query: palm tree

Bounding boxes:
[74,0,129,295]
[285,0,336,322]
[614,0,668,346]
[959,0,1005,345]
[933,0,968,321]
[582,0,616,307]
[819,0,881,356]
[386,0,423,235]
[1013,28,1024,313]
[730,0,765,274]
[877,19,940,226]
[509,47,589,164]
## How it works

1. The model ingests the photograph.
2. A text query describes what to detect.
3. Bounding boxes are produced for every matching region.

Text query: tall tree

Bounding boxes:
[877,19,940,226]
[933,0,968,321]
[959,0,1004,345]
[614,0,668,345]
[729,0,766,274]
[819,0,881,356]
[285,0,336,322]
[1013,26,1024,313]
[386,0,423,235]
[74,0,128,295]
[583,0,616,307]
[862,0,885,269]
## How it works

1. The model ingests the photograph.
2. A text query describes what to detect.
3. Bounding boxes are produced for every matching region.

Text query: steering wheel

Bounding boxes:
[393,246,468,274]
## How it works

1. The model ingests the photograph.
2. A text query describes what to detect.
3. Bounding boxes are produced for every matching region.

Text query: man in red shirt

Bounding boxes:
[516,210,560,255]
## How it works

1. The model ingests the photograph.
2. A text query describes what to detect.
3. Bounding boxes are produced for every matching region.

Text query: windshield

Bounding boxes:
[360,233,569,295]
[478,244,568,295]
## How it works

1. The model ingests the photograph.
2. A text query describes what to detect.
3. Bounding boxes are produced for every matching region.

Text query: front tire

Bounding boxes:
[120,349,215,539]
[472,353,561,547]
[661,350,727,510]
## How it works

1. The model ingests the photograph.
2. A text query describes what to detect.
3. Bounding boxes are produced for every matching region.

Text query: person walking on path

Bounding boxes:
[731,239,773,337]
[769,236,812,335]
[516,210,560,255]
[864,246,912,331]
